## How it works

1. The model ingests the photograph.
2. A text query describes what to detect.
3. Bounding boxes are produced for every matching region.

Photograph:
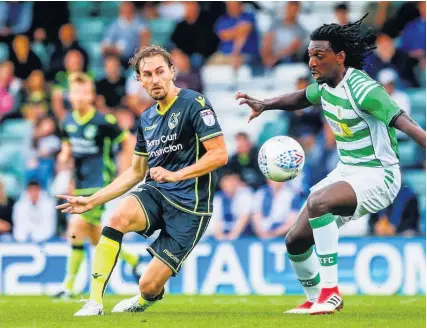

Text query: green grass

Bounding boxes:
[0,295,424,328]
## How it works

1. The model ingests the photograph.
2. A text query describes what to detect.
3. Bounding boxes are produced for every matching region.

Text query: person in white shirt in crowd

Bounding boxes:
[211,170,253,240]
[378,68,412,140]
[252,179,300,239]
[102,2,150,65]
[12,180,56,242]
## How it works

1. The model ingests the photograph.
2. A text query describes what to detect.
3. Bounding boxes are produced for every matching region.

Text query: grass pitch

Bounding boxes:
[0,295,424,328]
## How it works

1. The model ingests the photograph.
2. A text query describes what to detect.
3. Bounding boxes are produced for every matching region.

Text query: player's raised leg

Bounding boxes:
[74,196,147,316]
[112,257,171,313]
[55,215,90,299]
[284,205,319,314]
[307,181,357,315]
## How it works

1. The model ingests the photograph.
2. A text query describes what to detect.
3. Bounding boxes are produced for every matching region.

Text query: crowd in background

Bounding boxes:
[0,1,425,243]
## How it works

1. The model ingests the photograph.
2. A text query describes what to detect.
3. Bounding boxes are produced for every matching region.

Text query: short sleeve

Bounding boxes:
[306,83,322,105]
[190,95,223,142]
[134,125,148,156]
[360,86,403,126]
[103,114,128,144]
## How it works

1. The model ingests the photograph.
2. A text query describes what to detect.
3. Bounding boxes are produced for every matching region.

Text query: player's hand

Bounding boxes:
[235,92,267,122]
[55,195,94,214]
[150,167,180,183]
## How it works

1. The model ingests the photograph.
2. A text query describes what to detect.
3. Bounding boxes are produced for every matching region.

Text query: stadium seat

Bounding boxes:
[0,120,33,143]
[273,63,310,89]
[0,42,8,61]
[403,170,426,199]
[398,141,420,168]
[406,88,426,115]
[0,172,22,199]
[75,19,105,42]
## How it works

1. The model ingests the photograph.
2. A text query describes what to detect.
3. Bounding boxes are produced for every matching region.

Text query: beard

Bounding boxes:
[150,87,167,100]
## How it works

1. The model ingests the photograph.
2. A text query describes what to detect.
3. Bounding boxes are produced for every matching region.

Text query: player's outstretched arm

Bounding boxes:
[235,89,312,122]
[56,154,148,214]
[150,136,228,183]
[392,112,426,149]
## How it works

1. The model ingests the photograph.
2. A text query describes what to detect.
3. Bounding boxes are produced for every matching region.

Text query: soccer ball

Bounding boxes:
[258,136,305,182]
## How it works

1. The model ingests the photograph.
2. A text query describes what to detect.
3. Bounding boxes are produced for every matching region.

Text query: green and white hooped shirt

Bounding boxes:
[306,67,403,168]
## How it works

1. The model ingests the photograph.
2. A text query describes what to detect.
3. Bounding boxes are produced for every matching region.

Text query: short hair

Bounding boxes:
[235,132,250,140]
[310,14,376,69]
[27,180,41,188]
[68,72,94,89]
[129,45,174,80]
[334,3,348,11]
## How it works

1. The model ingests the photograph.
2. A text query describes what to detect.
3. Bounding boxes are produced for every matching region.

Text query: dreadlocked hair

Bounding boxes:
[310,13,377,69]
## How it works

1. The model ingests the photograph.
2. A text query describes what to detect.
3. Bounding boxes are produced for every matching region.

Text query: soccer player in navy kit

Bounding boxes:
[55,73,141,299]
[57,46,228,316]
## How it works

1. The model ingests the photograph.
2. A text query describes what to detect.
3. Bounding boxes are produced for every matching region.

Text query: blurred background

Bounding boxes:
[0,1,425,296]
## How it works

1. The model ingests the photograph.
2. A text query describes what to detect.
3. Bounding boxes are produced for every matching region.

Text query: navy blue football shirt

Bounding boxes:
[61,108,127,195]
[134,89,223,216]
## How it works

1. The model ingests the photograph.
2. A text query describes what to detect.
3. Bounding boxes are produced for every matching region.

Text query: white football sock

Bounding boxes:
[309,213,339,288]
[287,246,321,303]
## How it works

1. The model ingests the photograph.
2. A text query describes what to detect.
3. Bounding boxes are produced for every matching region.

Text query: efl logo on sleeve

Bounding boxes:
[200,109,215,127]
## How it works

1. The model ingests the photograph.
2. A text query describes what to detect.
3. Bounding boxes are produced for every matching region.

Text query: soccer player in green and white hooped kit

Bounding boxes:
[236,14,426,315]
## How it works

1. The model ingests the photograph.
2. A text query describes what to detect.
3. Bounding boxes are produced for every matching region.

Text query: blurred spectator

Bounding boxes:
[210,1,259,70]
[334,3,349,26]
[211,171,253,240]
[124,74,154,116]
[157,2,186,21]
[142,2,175,48]
[0,180,15,236]
[0,61,23,119]
[287,77,323,150]
[21,70,50,122]
[95,55,126,113]
[25,116,61,188]
[171,50,203,93]
[363,1,396,30]
[171,2,219,67]
[31,27,50,71]
[371,186,421,236]
[0,2,33,43]
[51,50,87,120]
[252,180,299,239]
[228,132,266,190]
[8,35,42,80]
[378,68,411,140]
[30,2,70,45]
[400,1,426,68]
[102,2,149,65]
[12,180,56,242]
[261,1,307,67]
[364,33,419,88]
[49,24,89,80]
[23,69,49,104]
[115,107,138,134]
[381,1,421,39]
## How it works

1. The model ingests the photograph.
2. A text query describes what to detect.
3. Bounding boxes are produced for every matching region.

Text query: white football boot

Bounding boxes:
[284,300,314,314]
[74,299,104,316]
[112,295,145,313]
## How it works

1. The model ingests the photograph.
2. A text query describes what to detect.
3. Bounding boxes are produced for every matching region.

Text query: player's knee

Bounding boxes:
[307,192,331,217]
[286,230,313,255]
[108,210,133,233]
[139,279,164,299]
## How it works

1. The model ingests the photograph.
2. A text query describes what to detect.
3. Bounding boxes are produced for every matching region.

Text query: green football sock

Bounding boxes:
[138,288,165,311]
[63,243,85,293]
[119,248,139,268]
